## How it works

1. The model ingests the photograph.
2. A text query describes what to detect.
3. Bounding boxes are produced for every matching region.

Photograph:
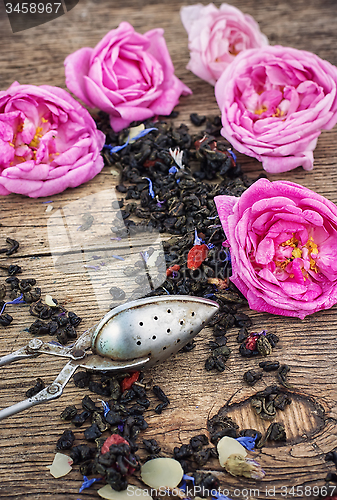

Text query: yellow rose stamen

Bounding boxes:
[278,234,319,274]
[275,259,290,270]
[304,237,319,272]
[272,107,284,118]
[292,247,302,259]
[29,126,43,148]
[305,236,319,255]
[254,105,267,115]
[281,236,299,248]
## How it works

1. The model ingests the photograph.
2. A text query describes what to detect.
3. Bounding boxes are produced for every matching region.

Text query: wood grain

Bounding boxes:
[1,0,337,498]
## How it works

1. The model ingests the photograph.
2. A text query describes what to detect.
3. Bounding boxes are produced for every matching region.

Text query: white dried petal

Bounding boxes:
[217,436,247,466]
[128,124,145,143]
[169,147,184,168]
[46,452,73,478]
[45,204,53,213]
[141,457,183,489]
[98,484,152,500]
[45,294,57,307]
[224,454,266,479]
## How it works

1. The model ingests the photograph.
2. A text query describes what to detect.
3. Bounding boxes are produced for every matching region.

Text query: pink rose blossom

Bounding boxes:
[64,22,192,132]
[180,3,268,85]
[0,82,105,198]
[215,45,337,173]
[215,179,337,319]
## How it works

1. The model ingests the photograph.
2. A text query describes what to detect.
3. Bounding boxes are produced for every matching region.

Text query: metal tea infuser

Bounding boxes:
[0,295,219,420]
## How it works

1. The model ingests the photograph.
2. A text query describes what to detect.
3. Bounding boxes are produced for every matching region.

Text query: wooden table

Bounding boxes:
[1,0,337,498]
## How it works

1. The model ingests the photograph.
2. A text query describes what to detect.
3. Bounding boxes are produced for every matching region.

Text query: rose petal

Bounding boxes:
[215,178,337,319]
[64,22,191,131]
[0,83,105,198]
[215,45,337,173]
[181,3,268,86]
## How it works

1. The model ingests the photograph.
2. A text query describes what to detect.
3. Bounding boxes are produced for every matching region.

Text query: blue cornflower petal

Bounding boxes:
[0,293,25,315]
[228,149,237,162]
[7,294,25,305]
[182,474,194,483]
[79,476,101,493]
[235,434,258,451]
[105,127,157,154]
[112,255,125,261]
[193,228,204,246]
[143,177,155,198]
[179,481,187,492]
[219,248,231,263]
[179,474,195,492]
[169,166,178,174]
[99,399,110,417]
[131,127,157,141]
[105,138,130,154]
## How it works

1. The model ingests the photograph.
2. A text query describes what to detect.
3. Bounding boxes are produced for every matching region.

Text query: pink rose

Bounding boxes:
[215,179,337,319]
[180,3,268,86]
[215,45,337,173]
[0,82,105,198]
[64,22,192,132]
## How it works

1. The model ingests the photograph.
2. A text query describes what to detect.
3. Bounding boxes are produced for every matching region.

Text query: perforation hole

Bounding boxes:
[190,330,194,334]
[139,322,143,326]
[180,320,184,325]
[136,340,141,346]
[154,316,158,320]
[163,346,167,351]
[167,328,170,333]
[191,312,195,317]
[167,309,171,313]
[176,339,181,343]
[152,335,157,340]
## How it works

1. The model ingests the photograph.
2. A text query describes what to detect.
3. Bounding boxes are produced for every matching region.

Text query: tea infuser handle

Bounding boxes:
[0,384,63,420]
[0,359,80,421]
[0,346,41,367]
[0,329,93,368]
[0,338,71,367]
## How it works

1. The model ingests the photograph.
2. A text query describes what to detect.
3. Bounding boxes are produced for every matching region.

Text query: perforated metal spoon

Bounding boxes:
[0,295,219,420]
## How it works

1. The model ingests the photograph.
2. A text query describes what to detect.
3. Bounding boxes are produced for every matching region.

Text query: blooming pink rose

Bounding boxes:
[64,22,192,132]
[215,178,337,319]
[215,45,337,173]
[180,3,268,86]
[0,82,105,198]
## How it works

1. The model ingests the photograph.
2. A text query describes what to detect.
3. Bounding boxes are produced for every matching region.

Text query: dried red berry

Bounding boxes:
[101,434,130,454]
[166,264,180,277]
[187,244,209,270]
[143,159,157,168]
[121,371,140,392]
[245,333,259,351]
